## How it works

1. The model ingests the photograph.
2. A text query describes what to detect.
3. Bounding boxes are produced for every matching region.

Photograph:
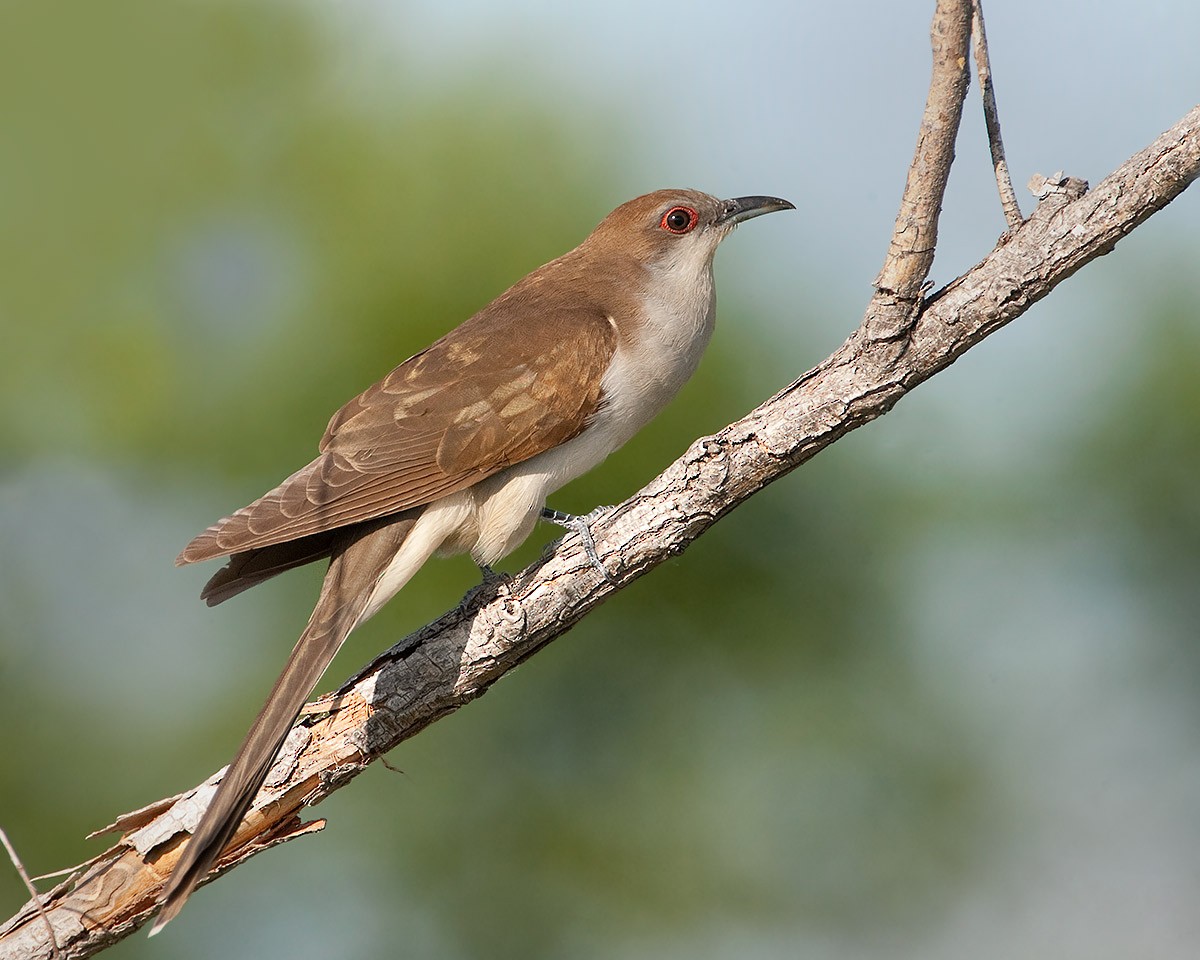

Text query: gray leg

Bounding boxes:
[468,562,511,600]
[541,507,617,583]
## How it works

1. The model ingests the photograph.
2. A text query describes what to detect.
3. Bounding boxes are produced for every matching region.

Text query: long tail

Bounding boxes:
[149,514,418,935]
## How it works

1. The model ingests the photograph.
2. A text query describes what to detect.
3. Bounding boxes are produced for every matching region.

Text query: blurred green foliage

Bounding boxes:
[2,2,1197,959]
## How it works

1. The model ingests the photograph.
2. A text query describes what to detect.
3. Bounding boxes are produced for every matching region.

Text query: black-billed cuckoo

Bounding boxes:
[151,189,793,933]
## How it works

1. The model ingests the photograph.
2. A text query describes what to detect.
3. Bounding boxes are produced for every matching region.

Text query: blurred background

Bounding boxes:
[1,1,1198,957]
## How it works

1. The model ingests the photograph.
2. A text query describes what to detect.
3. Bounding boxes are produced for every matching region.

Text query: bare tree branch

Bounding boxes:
[972,0,1024,228]
[2,6,1196,957]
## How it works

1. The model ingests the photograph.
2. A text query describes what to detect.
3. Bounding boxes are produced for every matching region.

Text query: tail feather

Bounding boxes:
[200,534,339,606]
[149,514,417,935]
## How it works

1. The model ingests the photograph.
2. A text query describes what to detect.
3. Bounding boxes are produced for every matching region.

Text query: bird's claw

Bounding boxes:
[541,506,618,584]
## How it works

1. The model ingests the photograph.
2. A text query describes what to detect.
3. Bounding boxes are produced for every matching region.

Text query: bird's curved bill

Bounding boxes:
[716,196,796,226]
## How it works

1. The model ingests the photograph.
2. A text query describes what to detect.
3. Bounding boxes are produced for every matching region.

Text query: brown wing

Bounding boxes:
[178,299,617,565]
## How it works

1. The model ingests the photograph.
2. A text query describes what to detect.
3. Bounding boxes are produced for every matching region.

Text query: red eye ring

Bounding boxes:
[660,206,699,234]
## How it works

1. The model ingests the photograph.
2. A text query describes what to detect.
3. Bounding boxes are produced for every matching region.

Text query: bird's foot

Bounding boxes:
[462,563,512,606]
[477,563,503,585]
[541,506,617,584]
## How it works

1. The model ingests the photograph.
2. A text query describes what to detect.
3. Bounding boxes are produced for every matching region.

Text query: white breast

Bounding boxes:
[462,260,718,564]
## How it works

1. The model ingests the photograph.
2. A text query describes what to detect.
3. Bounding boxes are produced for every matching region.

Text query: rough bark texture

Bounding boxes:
[874,0,972,303]
[2,7,1197,957]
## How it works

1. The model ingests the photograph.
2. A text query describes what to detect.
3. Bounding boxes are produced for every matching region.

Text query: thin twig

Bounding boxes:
[972,0,1024,229]
[29,869,81,884]
[0,828,59,960]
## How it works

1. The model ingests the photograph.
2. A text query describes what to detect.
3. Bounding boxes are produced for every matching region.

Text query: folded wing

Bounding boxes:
[179,301,617,565]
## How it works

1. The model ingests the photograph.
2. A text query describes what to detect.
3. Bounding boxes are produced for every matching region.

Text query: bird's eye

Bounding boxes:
[660,206,699,234]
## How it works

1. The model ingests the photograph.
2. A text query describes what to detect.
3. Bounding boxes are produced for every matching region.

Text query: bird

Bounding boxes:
[150,188,794,934]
